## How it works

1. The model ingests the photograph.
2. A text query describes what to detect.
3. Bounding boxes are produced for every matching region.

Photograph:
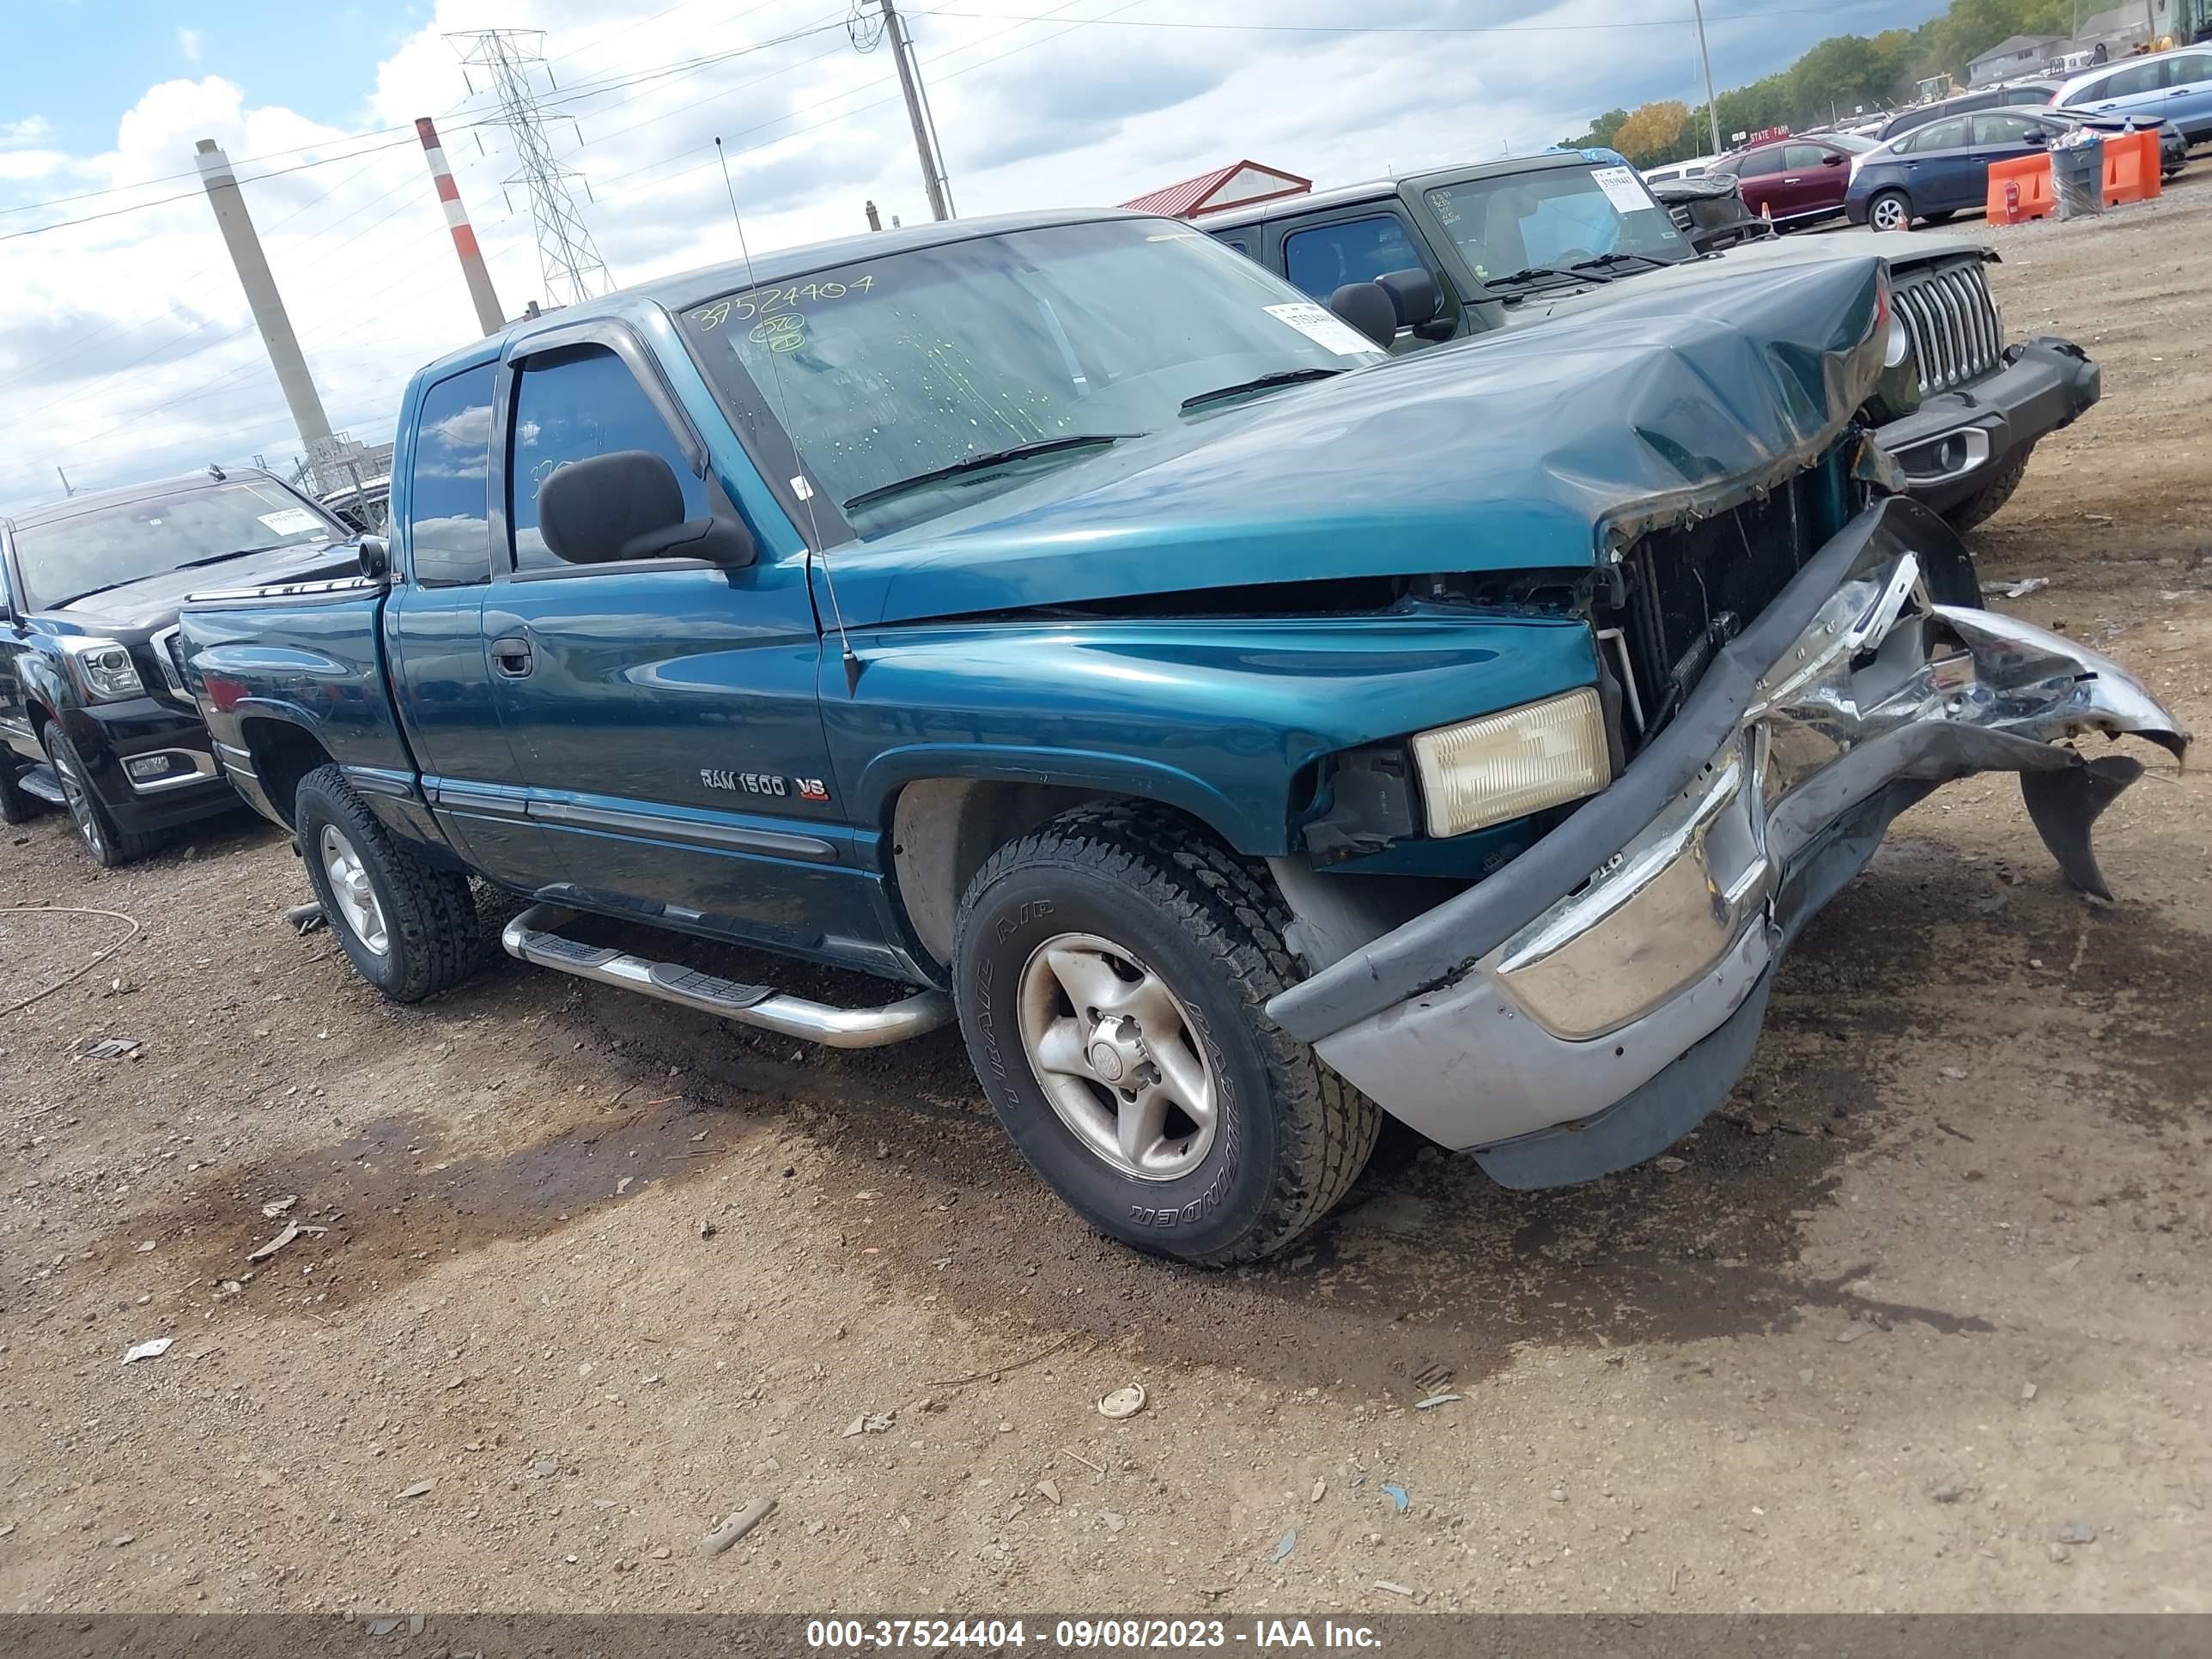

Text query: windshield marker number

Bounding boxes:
[691,274,872,331]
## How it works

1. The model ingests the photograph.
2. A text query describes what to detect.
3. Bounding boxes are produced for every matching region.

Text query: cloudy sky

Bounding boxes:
[0,0,1948,513]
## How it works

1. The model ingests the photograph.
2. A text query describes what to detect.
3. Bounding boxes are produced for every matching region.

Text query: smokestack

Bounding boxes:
[416,117,507,336]
[194,138,332,451]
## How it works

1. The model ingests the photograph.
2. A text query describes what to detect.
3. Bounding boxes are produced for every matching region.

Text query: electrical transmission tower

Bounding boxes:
[448,28,611,308]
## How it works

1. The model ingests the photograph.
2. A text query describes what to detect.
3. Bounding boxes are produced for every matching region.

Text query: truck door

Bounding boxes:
[382,360,569,891]
[481,325,883,964]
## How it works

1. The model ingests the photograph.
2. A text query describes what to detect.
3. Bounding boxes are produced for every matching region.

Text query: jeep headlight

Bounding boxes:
[1410,688,1611,838]
[64,637,145,702]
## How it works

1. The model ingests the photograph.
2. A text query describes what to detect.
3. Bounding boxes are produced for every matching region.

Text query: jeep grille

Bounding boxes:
[1894,260,2002,396]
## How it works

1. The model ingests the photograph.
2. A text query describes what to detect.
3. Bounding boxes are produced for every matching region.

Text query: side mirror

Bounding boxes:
[1374,267,1440,328]
[357,535,390,580]
[1327,282,1399,349]
[2025,129,2050,145]
[1822,152,1846,166]
[538,449,757,569]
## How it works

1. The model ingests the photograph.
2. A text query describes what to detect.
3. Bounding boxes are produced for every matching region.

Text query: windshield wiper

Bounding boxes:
[175,539,317,570]
[1570,252,1671,276]
[46,579,137,611]
[842,434,1138,512]
[1483,265,1601,295]
[1180,367,1346,412]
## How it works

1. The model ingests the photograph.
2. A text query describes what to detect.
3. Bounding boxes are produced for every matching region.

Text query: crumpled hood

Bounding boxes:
[823,252,1887,628]
[43,540,361,635]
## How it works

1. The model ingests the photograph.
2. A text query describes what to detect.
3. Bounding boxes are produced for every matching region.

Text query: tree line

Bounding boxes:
[1561,0,2119,164]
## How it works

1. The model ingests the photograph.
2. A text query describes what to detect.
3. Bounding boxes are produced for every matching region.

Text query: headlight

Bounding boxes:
[1410,687,1611,839]
[63,637,146,702]
[1884,308,1911,368]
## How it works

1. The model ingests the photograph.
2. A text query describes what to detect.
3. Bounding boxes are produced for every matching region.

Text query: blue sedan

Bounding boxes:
[1846,107,2186,230]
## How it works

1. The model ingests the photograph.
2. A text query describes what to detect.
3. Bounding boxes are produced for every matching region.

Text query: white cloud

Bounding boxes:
[178,27,203,63]
[0,0,1929,512]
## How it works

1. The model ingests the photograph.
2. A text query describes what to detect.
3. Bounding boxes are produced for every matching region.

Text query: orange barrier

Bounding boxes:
[2100,131,2161,206]
[1986,154,2053,224]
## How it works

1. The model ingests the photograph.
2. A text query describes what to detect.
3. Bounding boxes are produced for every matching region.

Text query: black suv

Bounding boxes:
[1,469,356,866]
[1875,82,2060,143]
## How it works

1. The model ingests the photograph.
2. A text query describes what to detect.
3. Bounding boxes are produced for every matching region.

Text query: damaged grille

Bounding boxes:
[1893,260,2002,396]
[1597,457,1848,750]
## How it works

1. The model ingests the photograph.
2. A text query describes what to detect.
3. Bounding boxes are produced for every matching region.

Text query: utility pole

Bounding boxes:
[416,117,507,336]
[193,138,333,455]
[54,466,72,496]
[449,29,611,307]
[867,1,951,221]
[1691,0,1723,155]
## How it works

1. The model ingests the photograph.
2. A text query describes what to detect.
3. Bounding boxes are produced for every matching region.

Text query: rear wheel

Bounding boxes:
[43,724,158,868]
[1868,190,1912,232]
[0,759,40,826]
[951,805,1378,1266]
[295,764,478,1002]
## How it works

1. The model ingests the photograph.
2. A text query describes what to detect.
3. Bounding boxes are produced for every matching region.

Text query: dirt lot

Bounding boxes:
[4,176,2210,1621]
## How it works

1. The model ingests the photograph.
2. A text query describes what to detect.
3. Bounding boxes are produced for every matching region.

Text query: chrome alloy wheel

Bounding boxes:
[50,741,105,860]
[1016,931,1219,1180]
[319,823,389,957]
[1869,193,1910,232]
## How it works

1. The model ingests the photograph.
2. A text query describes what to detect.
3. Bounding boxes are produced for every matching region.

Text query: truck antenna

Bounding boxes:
[716,137,864,696]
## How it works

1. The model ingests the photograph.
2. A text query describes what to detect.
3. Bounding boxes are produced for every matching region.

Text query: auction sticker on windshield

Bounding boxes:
[1589,165,1655,214]
[1263,302,1378,356]
[256,507,326,536]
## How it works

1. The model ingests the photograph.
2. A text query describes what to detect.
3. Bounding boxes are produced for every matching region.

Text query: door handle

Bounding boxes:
[490,635,533,678]
[1784,175,1802,183]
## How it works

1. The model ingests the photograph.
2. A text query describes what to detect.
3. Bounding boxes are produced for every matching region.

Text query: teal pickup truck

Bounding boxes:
[179,210,2185,1265]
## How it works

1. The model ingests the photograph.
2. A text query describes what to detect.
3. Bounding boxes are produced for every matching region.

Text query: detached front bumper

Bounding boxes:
[1267,495,2186,1188]
[1878,336,2100,517]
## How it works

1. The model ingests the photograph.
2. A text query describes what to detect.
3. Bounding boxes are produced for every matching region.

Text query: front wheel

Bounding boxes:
[295,764,478,1002]
[43,724,158,868]
[1942,443,2033,535]
[0,759,41,826]
[1868,190,1913,233]
[951,805,1379,1267]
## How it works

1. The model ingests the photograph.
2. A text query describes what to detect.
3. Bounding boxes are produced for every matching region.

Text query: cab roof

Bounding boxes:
[411,207,1158,385]
[3,468,292,534]
[1198,153,1604,234]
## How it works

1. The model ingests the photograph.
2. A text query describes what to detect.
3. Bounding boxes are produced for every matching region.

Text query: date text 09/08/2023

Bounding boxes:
[804,1620,1385,1650]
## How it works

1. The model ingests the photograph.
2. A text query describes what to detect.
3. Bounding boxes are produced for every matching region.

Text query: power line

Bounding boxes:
[912,3,1904,33]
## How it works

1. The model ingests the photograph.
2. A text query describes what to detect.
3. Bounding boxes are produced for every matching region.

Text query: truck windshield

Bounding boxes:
[14,480,335,611]
[1422,165,1693,293]
[677,217,1384,538]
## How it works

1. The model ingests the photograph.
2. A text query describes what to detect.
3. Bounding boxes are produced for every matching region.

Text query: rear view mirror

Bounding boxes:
[538,450,756,569]
[1327,282,1399,349]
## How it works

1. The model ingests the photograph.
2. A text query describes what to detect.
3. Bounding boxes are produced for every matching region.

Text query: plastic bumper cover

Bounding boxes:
[1876,337,2100,514]
[1267,495,2186,1185]
[63,700,234,830]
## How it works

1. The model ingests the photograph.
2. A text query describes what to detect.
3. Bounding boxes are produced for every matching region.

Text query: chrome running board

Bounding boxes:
[500,902,951,1049]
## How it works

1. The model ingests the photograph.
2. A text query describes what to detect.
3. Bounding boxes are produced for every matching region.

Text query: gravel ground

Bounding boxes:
[3,171,2209,1619]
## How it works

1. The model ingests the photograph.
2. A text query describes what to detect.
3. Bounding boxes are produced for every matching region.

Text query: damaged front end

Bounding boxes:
[1266,495,2187,1188]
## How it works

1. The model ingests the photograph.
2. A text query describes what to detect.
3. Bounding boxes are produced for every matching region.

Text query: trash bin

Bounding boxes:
[2053,137,2105,220]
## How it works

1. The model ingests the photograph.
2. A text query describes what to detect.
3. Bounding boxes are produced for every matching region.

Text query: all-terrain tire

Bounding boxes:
[43,723,159,867]
[294,763,478,1003]
[1942,443,2033,535]
[951,804,1379,1267]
